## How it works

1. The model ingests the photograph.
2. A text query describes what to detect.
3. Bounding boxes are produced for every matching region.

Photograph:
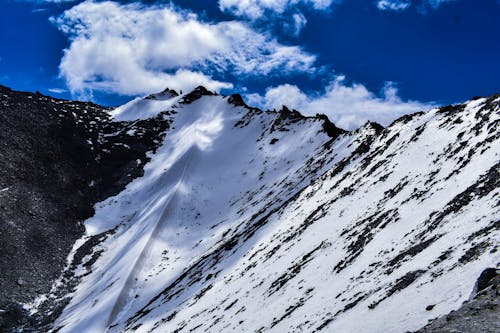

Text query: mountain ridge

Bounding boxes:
[0,84,498,332]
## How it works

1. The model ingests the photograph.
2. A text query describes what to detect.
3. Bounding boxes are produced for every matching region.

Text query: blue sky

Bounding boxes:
[0,0,498,128]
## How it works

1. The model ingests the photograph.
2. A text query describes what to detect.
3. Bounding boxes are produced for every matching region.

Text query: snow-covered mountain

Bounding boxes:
[3,87,499,332]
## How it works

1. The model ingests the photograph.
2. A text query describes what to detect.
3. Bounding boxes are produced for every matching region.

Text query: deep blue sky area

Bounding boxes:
[0,0,498,108]
[0,2,66,91]
[305,0,500,101]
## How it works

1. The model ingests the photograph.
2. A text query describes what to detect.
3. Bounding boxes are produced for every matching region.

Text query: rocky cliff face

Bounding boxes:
[0,85,170,331]
[0,86,498,333]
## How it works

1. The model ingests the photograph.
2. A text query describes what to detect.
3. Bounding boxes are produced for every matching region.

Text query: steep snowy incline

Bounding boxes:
[48,88,350,332]
[108,95,498,333]
[110,88,181,122]
[34,89,499,333]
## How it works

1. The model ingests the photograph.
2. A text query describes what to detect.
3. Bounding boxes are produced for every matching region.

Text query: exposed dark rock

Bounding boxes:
[227,94,246,107]
[436,103,466,115]
[425,304,435,311]
[0,85,171,332]
[389,111,425,126]
[279,105,302,120]
[369,270,426,309]
[316,113,346,139]
[181,86,216,104]
[475,268,499,293]
[268,241,329,296]
[411,268,500,333]
[145,88,179,100]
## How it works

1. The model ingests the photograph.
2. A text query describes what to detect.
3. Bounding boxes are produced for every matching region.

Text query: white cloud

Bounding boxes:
[376,0,457,11]
[377,0,411,11]
[219,0,336,20]
[52,1,316,96]
[246,77,433,129]
[23,0,75,3]
[219,0,340,35]
[291,13,308,36]
[48,88,67,94]
[246,84,308,109]
[32,0,76,2]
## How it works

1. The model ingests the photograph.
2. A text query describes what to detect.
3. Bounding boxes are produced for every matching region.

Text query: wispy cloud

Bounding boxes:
[425,0,457,8]
[218,0,341,35]
[246,77,433,129]
[289,13,308,36]
[47,88,67,93]
[52,0,316,97]
[21,0,76,3]
[218,0,337,20]
[377,0,411,11]
[376,0,458,12]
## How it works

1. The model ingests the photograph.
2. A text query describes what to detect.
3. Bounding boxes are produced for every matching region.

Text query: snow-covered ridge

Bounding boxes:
[33,88,499,333]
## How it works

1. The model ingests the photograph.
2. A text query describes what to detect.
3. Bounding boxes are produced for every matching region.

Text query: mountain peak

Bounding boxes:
[315,113,347,139]
[145,88,179,101]
[181,86,217,104]
[227,93,246,107]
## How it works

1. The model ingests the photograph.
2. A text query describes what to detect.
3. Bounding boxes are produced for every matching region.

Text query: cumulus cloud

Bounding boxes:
[52,0,316,96]
[246,77,433,129]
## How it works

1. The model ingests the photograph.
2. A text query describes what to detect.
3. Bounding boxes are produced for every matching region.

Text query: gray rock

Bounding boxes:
[412,268,500,333]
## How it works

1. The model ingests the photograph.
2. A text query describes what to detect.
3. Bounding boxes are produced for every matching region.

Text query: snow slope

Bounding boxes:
[40,89,499,333]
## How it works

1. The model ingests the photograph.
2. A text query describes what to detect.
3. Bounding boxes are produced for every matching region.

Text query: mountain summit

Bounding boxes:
[0,86,498,333]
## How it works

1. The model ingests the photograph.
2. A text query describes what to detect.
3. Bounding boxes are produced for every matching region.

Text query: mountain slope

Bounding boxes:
[0,85,170,331]
[32,87,345,332]
[28,89,499,333]
[1,86,498,332]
